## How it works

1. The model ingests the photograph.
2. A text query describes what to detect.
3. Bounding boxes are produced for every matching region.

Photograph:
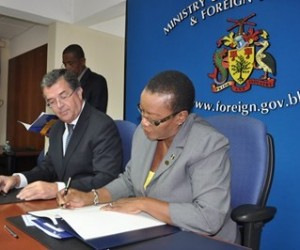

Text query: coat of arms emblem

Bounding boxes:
[208,13,276,93]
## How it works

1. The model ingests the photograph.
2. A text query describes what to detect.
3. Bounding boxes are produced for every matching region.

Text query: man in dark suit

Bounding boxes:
[62,44,108,113]
[0,69,122,200]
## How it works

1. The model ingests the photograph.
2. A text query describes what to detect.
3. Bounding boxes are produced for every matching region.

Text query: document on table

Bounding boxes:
[28,205,165,240]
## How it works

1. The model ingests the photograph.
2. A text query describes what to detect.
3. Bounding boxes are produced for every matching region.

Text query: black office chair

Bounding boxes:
[114,120,137,171]
[206,115,276,250]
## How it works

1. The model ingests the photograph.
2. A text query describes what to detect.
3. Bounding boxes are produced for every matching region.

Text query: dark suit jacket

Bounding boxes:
[23,103,122,191]
[80,68,108,113]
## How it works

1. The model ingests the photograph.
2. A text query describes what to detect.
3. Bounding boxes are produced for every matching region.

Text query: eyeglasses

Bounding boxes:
[46,89,76,108]
[137,104,179,126]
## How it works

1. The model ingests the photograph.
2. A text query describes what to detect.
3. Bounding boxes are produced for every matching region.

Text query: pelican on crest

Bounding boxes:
[255,40,276,79]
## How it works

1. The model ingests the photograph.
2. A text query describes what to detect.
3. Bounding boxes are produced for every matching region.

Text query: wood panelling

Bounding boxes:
[6,44,47,150]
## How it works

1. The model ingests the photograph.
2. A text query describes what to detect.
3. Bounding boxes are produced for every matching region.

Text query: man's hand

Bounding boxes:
[16,181,58,200]
[0,175,20,194]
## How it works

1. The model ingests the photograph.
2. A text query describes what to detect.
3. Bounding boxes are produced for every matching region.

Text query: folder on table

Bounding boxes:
[27,205,180,249]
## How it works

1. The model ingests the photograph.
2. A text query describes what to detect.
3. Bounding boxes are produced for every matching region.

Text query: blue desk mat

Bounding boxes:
[7,216,92,250]
[7,215,180,250]
[113,231,247,250]
[0,188,22,204]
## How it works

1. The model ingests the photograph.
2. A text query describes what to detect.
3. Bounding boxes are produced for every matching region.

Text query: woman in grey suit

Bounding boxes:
[58,70,239,243]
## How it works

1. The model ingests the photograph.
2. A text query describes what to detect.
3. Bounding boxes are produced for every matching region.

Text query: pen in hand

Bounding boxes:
[64,177,72,195]
[61,177,72,208]
[4,225,18,239]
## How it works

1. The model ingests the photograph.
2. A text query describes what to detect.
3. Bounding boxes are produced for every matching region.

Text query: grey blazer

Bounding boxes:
[105,113,238,243]
[23,102,122,191]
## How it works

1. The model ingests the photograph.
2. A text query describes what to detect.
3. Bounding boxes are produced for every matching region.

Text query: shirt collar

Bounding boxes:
[64,101,86,129]
[78,67,88,81]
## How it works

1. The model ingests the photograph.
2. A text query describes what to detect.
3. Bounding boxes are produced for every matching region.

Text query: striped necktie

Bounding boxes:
[66,124,74,149]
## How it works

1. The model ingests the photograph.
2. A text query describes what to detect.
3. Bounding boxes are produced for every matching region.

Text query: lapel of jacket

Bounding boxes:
[150,146,183,184]
[145,115,193,191]
[138,141,157,195]
[61,103,91,178]
[79,68,91,88]
[141,139,184,194]
[53,121,65,180]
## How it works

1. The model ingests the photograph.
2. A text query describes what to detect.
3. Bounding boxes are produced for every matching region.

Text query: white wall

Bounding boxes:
[47,22,124,119]
[0,22,125,144]
[9,25,48,58]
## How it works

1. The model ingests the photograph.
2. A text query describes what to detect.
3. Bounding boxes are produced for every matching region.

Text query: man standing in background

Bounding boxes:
[62,44,108,113]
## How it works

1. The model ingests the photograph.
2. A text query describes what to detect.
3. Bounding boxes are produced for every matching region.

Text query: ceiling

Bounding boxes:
[0,0,126,41]
[0,14,38,40]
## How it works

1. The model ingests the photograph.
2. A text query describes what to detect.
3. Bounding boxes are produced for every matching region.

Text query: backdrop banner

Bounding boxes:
[125,1,300,249]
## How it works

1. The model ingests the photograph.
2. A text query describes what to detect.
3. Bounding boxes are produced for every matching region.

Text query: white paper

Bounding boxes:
[17,121,31,130]
[22,214,36,226]
[29,208,62,225]
[28,205,165,240]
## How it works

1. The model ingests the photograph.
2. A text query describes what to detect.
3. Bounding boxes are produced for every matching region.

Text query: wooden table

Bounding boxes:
[0,199,57,249]
[0,197,248,250]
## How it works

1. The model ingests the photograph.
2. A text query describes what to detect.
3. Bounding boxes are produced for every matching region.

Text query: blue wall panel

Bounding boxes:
[125,1,300,248]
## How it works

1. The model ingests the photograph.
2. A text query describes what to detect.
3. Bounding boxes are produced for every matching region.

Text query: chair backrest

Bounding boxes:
[114,120,137,171]
[206,115,274,208]
[38,120,137,171]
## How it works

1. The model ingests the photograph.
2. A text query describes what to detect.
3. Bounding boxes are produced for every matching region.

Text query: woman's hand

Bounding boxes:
[56,188,94,209]
[101,197,145,214]
[101,197,172,225]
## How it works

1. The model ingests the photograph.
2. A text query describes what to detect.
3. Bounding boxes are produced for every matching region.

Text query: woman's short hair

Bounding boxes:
[145,70,195,113]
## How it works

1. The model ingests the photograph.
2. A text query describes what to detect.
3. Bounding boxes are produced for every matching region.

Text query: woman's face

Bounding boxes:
[139,90,181,141]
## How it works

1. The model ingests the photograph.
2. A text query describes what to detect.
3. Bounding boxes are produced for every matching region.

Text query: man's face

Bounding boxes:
[43,78,83,123]
[62,52,85,76]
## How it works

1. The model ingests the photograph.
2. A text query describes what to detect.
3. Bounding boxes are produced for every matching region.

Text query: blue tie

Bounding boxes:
[66,124,74,149]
